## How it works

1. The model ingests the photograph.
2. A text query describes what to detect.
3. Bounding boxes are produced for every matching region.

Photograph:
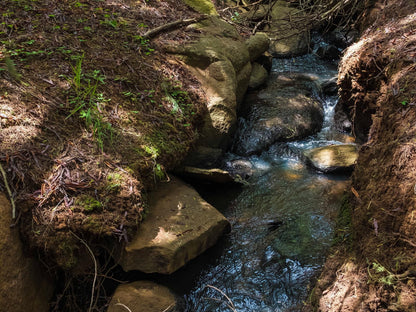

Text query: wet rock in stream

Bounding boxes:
[233,73,324,156]
[303,144,359,173]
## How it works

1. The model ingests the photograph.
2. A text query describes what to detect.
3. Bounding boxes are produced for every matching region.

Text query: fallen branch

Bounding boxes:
[143,15,208,39]
[0,162,16,219]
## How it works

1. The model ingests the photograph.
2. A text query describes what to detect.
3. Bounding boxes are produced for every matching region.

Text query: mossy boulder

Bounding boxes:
[0,193,54,312]
[248,62,268,89]
[168,16,268,151]
[264,0,309,57]
[182,0,217,15]
[245,32,270,62]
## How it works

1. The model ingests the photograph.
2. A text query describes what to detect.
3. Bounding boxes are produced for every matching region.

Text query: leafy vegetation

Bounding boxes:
[65,54,113,151]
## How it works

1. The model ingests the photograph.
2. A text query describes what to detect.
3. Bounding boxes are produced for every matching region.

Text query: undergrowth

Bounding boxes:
[65,54,113,151]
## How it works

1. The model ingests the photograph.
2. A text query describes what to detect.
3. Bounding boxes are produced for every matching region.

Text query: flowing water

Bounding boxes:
[173,52,350,312]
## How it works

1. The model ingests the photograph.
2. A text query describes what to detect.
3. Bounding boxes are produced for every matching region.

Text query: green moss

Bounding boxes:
[182,0,217,15]
[82,216,105,235]
[76,195,103,212]
[106,172,123,192]
[57,240,77,270]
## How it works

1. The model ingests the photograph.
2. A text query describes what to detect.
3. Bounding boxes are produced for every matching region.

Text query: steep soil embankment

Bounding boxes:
[306,1,416,311]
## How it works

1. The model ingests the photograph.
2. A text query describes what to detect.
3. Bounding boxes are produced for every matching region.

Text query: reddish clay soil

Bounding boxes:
[305,1,416,311]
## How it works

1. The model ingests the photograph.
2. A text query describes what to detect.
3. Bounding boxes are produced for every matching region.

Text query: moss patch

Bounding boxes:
[75,195,102,213]
[182,0,218,15]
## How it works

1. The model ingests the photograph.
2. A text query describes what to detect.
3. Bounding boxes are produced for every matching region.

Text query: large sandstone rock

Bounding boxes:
[167,17,268,151]
[267,1,309,57]
[303,144,359,173]
[119,177,230,274]
[234,73,324,155]
[0,193,54,312]
[248,62,268,90]
[107,281,176,312]
[168,17,250,150]
[245,32,270,62]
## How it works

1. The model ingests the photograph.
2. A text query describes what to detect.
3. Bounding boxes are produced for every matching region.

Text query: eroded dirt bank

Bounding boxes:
[305,1,416,311]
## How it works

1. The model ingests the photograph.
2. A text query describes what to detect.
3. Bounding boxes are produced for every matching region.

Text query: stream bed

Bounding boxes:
[169,52,351,312]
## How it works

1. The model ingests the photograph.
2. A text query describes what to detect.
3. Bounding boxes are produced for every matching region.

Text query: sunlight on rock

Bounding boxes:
[304,144,358,173]
[315,149,334,167]
[151,227,176,245]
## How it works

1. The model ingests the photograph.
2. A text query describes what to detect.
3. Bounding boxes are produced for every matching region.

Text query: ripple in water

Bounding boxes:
[181,163,348,312]
[179,50,348,312]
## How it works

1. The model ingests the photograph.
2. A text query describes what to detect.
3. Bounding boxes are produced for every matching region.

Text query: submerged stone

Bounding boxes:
[119,177,230,274]
[107,281,176,312]
[303,144,359,173]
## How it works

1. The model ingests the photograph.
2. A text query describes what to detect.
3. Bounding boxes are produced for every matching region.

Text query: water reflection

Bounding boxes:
[182,161,348,311]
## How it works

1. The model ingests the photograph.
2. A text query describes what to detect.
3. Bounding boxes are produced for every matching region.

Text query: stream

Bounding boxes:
[161,49,351,312]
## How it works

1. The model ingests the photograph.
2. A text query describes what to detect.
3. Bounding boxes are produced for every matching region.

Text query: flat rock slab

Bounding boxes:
[304,144,359,173]
[119,177,230,274]
[107,281,176,312]
[179,166,237,184]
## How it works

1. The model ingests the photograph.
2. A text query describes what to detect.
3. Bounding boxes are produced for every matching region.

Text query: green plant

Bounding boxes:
[106,172,122,192]
[100,14,122,29]
[333,195,353,245]
[133,35,154,55]
[367,260,396,286]
[142,145,166,182]
[162,81,195,125]
[76,195,103,212]
[0,55,21,80]
[231,11,240,22]
[66,54,113,151]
